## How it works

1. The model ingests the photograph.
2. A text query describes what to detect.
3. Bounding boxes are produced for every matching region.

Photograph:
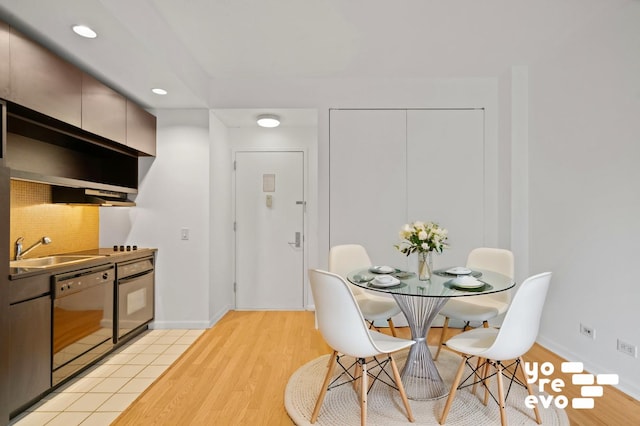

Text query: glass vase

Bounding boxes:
[418,251,433,281]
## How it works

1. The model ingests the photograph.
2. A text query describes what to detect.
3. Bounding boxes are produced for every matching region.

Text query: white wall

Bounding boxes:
[528,2,640,398]
[100,109,212,328]
[209,112,234,324]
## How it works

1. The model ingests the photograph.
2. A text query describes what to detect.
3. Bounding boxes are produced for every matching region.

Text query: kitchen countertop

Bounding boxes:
[70,247,157,259]
[8,247,157,279]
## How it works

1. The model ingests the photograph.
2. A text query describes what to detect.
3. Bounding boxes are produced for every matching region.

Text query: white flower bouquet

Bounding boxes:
[395,221,449,255]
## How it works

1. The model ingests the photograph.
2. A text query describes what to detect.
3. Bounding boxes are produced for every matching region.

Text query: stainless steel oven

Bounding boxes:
[52,264,115,386]
[116,256,154,341]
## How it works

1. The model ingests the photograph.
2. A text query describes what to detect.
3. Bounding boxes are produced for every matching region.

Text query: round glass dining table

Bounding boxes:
[347,267,515,400]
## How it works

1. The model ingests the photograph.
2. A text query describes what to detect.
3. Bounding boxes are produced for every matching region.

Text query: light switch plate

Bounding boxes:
[181,228,189,240]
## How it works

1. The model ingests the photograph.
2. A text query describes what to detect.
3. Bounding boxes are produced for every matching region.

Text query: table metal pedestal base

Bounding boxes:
[392,292,450,400]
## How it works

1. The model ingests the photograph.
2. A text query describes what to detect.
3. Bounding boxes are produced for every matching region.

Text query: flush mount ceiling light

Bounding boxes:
[257,114,280,128]
[151,88,168,95]
[72,25,97,39]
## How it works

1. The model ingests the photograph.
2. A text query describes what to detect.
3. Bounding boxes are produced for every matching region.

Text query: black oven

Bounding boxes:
[116,256,154,341]
[52,264,115,386]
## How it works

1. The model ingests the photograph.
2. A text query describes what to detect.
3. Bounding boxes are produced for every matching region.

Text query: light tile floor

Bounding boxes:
[10,329,205,426]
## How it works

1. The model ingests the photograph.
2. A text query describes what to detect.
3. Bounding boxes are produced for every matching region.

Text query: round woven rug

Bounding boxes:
[285,349,570,426]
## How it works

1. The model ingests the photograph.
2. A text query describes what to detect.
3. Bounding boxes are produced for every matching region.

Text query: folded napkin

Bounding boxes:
[371,274,400,287]
[370,265,394,274]
[446,266,472,275]
[450,276,483,288]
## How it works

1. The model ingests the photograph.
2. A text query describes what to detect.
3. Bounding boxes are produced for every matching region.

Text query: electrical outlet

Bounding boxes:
[617,339,638,358]
[580,323,595,340]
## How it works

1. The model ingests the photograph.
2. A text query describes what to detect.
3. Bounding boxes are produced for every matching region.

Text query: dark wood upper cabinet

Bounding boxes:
[82,73,126,144]
[126,100,156,156]
[1,20,156,157]
[9,28,82,127]
[0,22,9,99]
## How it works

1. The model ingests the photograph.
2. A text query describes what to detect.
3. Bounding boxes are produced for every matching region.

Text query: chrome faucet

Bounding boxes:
[15,236,52,260]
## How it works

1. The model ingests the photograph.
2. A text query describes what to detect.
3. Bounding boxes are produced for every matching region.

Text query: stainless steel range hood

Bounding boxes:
[52,187,136,207]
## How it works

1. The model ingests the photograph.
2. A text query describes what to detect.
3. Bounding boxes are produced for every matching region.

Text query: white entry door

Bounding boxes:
[234,151,305,309]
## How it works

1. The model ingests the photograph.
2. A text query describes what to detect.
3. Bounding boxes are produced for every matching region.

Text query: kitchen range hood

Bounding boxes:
[52,187,136,207]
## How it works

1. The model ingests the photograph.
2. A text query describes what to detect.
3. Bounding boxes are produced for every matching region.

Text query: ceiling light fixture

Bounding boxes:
[72,25,97,39]
[256,114,280,128]
[151,88,168,95]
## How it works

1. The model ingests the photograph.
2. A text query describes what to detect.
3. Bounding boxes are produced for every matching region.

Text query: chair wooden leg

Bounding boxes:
[472,357,484,395]
[496,362,507,426]
[483,320,489,328]
[439,355,468,425]
[387,318,397,337]
[434,317,450,361]
[389,356,414,422]
[483,361,491,406]
[353,361,362,392]
[367,321,380,332]
[520,356,542,424]
[311,351,338,423]
[360,359,367,426]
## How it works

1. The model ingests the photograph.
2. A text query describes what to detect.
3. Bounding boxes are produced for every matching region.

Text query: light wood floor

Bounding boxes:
[113,311,639,425]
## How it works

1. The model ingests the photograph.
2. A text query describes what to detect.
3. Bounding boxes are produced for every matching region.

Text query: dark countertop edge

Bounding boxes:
[8,247,157,280]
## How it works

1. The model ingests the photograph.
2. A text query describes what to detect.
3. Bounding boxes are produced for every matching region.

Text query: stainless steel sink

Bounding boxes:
[10,255,103,269]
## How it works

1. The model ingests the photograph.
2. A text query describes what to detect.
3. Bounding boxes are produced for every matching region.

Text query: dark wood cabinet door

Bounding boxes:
[126,100,156,156]
[82,73,126,144]
[9,28,82,127]
[9,295,52,413]
[0,21,9,99]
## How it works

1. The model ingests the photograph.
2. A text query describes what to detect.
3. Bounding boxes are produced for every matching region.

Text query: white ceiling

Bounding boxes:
[0,0,629,126]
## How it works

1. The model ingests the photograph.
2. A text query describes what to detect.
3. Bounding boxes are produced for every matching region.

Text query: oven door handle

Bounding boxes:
[118,270,154,285]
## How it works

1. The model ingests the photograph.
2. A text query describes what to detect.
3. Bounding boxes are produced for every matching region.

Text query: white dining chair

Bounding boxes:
[308,269,415,426]
[439,271,552,426]
[434,247,514,360]
[328,244,402,336]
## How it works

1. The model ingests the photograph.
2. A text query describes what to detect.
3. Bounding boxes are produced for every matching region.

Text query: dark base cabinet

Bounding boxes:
[9,295,52,415]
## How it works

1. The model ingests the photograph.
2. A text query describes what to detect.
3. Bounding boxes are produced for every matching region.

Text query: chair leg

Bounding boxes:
[439,355,468,425]
[483,361,491,406]
[360,358,367,426]
[520,356,542,424]
[496,362,507,426]
[311,351,338,423]
[483,320,489,328]
[366,320,380,332]
[353,361,362,392]
[471,357,484,395]
[389,355,415,422]
[434,317,450,361]
[387,318,397,337]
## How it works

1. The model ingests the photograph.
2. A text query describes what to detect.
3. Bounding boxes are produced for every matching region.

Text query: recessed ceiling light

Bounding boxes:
[151,88,168,95]
[72,25,97,39]
[257,114,280,128]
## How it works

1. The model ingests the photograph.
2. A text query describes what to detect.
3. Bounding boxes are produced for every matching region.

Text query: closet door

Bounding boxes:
[329,109,408,265]
[407,109,485,268]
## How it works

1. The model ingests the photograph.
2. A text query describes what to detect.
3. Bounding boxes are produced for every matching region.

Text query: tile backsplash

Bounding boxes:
[9,180,99,260]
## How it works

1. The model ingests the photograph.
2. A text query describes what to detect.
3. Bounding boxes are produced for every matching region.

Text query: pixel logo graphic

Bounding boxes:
[524,361,619,410]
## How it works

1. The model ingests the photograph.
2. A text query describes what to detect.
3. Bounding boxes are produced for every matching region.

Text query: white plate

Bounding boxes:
[370,265,394,274]
[446,266,472,275]
[371,275,400,288]
[450,276,484,289]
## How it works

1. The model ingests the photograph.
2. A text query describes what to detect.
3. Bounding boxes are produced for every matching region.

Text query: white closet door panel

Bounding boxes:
[407,109,485,269]
[329,109,407,265]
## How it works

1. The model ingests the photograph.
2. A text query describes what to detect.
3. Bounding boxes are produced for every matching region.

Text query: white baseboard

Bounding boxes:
[150,320,210,330]
[537,335,640,401]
